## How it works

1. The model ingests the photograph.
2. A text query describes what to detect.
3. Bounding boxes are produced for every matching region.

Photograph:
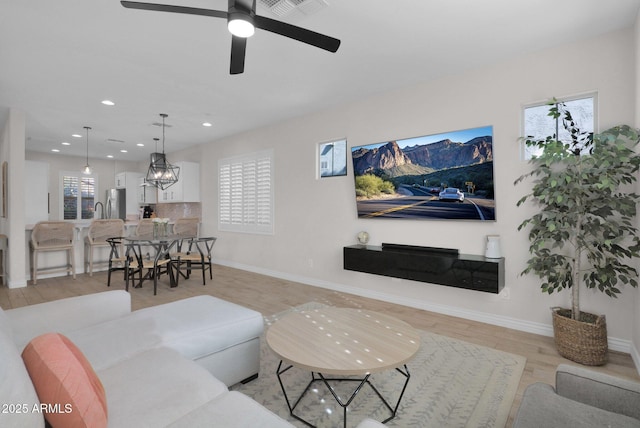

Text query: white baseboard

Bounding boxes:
[215,258,634,356]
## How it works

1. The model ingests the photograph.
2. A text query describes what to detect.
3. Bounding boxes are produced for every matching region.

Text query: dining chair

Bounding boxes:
[84,219,124,276]
[30,221,76,285]
[172,237,216,286]
[124,239,172,295]
[106,237,140,288]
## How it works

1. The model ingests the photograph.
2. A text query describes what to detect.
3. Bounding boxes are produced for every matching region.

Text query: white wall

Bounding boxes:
[633,9,640,370]
[0,109,27,287]
[187,27,639,349]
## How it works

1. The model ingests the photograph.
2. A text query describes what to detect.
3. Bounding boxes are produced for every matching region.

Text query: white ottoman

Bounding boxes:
[64,295,265,386]
[128,295,264,386]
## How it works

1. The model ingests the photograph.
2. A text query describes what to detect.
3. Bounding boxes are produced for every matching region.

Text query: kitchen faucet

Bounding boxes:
[94,202,105,219]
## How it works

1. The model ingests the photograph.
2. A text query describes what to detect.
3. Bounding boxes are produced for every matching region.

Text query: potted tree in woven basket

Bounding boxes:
[515,99,640,365]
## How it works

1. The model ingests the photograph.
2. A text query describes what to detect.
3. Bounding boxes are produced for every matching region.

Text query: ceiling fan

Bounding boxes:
[120,0,341,75]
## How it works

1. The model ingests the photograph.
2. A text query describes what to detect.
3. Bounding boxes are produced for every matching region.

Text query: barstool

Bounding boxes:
[30,221,76,285]
[135,218,154,236]
[84,219,125,276]
[173,217,199,237]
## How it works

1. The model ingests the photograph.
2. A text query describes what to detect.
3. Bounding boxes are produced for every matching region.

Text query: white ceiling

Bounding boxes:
[1,0,639,162]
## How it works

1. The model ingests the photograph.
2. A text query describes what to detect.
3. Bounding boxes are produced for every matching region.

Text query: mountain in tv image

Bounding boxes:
[352,136,493,177]
[351,126,495,221]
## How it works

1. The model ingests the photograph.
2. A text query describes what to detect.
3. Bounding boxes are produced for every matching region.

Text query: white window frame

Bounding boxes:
[218,149,274,235]
[60,171,98,220]
[521,92,598,160]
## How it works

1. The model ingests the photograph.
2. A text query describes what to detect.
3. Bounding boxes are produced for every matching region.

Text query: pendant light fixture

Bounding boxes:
[82,126,92,175]
[145,113,180,190]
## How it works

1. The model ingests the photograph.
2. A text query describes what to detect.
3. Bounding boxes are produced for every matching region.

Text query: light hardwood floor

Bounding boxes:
[1,265,638,426]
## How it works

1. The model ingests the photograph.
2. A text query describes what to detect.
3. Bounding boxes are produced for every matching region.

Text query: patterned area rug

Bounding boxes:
[232,303,526,428]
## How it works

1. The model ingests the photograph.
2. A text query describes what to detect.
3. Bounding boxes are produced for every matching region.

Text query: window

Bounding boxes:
[61,173,97,220]
[522,94,596,160]
[318,139,347,178]
[218,150,274,234]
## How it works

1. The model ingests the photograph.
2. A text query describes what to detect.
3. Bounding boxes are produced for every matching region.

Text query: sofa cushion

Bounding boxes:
[0,324,43,428]
[513,382,640,428]
[127,295,264,360]
[21,333,107,428]
[556,364,640,420]
[166,391,295,428]
[97,347,228,427]
[7,291,131,351]
[66,316,161,371]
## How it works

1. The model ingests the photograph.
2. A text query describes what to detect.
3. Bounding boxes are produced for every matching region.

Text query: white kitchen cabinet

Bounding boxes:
[116,171,143,190]
[115,172,127,189]
[137,177,157,204]
[157,162,200,203]
[25,161,49,225]
[115,172,142,217]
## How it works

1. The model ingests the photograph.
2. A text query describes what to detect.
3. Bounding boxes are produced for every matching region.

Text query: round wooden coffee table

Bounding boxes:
[266,307,421,427]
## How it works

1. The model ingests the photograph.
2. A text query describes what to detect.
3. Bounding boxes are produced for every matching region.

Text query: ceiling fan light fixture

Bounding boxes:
[228,13,255,38]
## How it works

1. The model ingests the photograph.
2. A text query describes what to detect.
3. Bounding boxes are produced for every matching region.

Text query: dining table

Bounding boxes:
[123,234,195,294]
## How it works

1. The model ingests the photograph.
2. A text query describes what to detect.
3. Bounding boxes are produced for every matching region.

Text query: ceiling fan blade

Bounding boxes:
[121,1,228,19]
[230,36,247,75]
[254,15,340,53]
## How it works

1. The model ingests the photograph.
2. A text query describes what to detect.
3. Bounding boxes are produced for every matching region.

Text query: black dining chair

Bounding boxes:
[106,237,140,288]
[124,239,172,295]
[171,237,217,286]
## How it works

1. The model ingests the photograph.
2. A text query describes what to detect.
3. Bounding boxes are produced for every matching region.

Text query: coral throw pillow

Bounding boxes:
[21,333,108,428]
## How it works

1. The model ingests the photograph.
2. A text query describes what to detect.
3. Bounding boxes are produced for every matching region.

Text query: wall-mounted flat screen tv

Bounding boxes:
[351,125,495,221]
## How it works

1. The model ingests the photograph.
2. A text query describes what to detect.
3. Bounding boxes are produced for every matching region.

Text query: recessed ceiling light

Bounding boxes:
[202,122,213,127]
[61,142,70,146]
[51,149,60,152]
[120,149,128,153]
[72,134,82,138]
[136,143,144,147]
[101,100,115,106]
[107,155,114,158]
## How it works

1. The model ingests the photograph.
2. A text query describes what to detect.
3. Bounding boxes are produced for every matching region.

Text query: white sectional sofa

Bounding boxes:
[0,291,293,427]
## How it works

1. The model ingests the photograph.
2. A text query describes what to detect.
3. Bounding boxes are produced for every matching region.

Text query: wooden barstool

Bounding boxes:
[30,221,76,284]
[84,219,125,276]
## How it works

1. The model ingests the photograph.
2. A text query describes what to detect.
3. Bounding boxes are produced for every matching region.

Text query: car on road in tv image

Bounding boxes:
[439,187,465,202]
[351,125,495,221]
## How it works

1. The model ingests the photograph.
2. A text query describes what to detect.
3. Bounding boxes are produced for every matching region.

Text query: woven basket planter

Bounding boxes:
[551,307,608,366]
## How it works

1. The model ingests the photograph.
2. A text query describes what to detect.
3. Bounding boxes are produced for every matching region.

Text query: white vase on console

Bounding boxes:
[485,235,502,259]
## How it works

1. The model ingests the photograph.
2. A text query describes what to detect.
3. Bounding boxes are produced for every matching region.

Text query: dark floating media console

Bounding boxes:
[344,243,504,294]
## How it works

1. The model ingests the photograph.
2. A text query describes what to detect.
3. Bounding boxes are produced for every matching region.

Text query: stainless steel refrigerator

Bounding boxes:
[106,189,126,220]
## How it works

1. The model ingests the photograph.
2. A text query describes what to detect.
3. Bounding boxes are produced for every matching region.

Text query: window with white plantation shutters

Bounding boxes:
[219,150,274,234]
[60,172,97,220]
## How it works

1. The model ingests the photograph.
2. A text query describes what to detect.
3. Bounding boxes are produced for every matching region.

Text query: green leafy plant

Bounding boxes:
[514,99,640,321]
[354,174,395,198]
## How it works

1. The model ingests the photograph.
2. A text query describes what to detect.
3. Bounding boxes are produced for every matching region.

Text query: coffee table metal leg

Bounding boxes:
[316,373,369,428]
[276,360,316,427]
[275,360,411,428]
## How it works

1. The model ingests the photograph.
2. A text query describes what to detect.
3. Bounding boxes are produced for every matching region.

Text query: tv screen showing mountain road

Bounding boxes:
[351,125,496,221]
